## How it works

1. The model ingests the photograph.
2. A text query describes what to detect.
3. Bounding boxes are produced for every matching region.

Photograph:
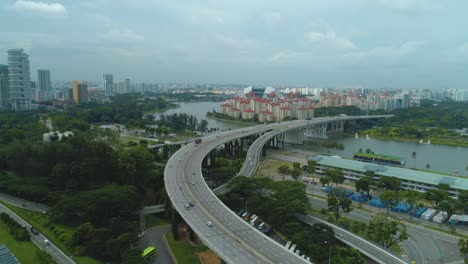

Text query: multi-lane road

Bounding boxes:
[0,203,74,264]
[165,116,391,264]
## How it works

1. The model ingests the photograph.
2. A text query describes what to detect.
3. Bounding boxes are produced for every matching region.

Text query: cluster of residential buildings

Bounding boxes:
[221,86,315,122]
[102,74,162,95]
[317,90,411,111]
[0,48,92,111]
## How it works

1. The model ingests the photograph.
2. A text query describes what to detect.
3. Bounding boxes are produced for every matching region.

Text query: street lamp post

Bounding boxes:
[240,197,247,212]
[322,229,333,264]
[324,241,332,264]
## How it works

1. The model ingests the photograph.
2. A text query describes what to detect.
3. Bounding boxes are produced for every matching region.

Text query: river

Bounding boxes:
[152,101,251,130]
[154,101,468,175]
[295,135,468,176]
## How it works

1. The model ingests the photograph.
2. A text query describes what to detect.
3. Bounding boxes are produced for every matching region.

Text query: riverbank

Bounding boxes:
[357,129,468,148]
[205,114,256,126]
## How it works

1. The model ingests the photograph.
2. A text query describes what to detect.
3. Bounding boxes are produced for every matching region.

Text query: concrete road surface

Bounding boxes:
[0,192,49,213]
[0,203,75,264]
[139,225,174,264]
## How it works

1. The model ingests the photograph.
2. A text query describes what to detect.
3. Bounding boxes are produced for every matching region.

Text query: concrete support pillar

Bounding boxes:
[140,212,145,234]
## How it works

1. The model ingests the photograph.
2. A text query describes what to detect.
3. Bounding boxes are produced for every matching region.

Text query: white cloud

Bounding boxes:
[10,1,67,18]
[269,41,423,65]
[304,32,325,42]
[100,29,145,44]
[268,51,303,62]
[361,41,423,57]
[304,31,356,50]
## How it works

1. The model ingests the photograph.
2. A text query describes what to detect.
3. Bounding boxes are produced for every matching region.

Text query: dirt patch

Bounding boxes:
[257,159,294,180]
[198,250,220,264]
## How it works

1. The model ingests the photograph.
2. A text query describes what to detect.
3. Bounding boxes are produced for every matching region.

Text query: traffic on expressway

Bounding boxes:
[164,116,392,264]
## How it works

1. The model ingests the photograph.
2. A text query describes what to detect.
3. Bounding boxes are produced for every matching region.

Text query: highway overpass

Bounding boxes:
[164,115,392,264]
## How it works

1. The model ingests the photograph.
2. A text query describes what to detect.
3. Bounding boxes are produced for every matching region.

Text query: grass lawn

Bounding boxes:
[389,243,402,255]
[0,222,42,263]
[257,159,294,179]
[165,232,202,264]
[0,201,102,264]
[145,214,171,229]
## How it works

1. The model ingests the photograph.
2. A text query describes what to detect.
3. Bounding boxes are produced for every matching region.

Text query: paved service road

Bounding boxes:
[296,214,406,264]
[0,192,49,213]
[0,203,75,264]
[306,194,464,264]
[165,116,391,264]
[139,225,174,264]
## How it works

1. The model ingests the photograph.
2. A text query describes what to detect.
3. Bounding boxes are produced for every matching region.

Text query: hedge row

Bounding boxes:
[0,212,30,241]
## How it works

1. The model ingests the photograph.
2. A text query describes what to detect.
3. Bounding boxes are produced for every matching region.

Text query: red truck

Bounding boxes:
[194,138,202,144]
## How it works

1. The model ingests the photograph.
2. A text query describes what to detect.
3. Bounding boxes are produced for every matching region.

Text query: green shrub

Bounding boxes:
[36,249,56,264]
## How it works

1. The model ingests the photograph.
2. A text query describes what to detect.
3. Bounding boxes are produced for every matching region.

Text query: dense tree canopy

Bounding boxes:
[365,216,408,249]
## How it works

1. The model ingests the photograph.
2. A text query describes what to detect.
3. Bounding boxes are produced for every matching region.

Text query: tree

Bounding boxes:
[293,162,301,171]
[380,190,400,216]
[412,151,416,168]
[269,181,310,226]
[198,119,208,133]
[333,247,365,264]
[401,190,423,221]
[424,189,448,208]
[277,165,291,181]
[355,176,379,199]
[426,163,430,169]
[320,176,331,186]
[327,189,353,221]
[365,216,408,249]
[307,160,316,174]
[291,167,302,181]
[365,148,372,154]
[458,239,468,262]
[121,248,146,264]
[458,190,468,214]
[379,176,401,191]
[438,199,457,223]
[324,169,345,187]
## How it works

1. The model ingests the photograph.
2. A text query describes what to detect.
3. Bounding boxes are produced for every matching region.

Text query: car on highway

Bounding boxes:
[30,227,39,235]
[44,239,50,245]
[206,221,213,227]
[185,203,191,210]
[192,181,195,185]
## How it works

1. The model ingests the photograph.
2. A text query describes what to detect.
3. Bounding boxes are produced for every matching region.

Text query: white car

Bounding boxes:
[206,221,213,227]
[44,239,50,245]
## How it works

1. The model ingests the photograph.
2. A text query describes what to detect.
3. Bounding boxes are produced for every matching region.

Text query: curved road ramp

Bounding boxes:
[164,116,392,264]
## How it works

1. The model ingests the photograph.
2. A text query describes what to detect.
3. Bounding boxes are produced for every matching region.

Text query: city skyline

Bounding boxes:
[0,1,467,88]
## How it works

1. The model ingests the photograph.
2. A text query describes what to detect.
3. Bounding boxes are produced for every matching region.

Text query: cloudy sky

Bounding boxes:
[1,0,468,88]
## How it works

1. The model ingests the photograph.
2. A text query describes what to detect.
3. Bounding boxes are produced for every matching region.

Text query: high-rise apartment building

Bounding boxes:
[102,74,113,95]
[0,64,9,109]
[7,49,32,111]
[124,78,131,93]
[72,80,88,104]
[37,69,51,102]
